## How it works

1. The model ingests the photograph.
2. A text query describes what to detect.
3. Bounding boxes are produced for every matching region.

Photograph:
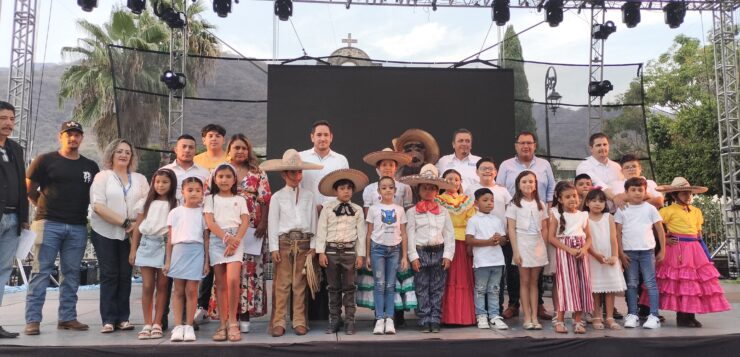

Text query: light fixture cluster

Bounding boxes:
[161,70,187,90]
[588,80,613,97]
[77,0,97,12]
[492,0,510,26]
[275,0,294,21]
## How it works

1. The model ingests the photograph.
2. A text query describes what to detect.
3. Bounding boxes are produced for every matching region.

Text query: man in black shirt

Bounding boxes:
[24,121,99,335]
[0,101,28,338]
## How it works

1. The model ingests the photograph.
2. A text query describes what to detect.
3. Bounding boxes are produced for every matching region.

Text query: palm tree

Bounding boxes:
[58,1,219,152]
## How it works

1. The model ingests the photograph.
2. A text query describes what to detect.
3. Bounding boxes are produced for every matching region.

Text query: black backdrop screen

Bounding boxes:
[267,65,515,185]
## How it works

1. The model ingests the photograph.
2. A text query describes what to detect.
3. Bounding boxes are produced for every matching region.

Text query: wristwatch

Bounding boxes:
[122,218,132,229]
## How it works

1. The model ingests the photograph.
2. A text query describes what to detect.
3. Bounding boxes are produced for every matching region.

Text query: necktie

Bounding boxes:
[334,202,356,217]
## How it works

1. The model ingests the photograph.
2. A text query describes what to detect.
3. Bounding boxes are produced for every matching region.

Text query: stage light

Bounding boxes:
[664,1,686,29]
[492,0,510,26]
[161,70,187,90]
[622,1,641,28]
[160,7,187,29]
[592,21,616,40]
[275,0,293,21]
[543,0,564,27]
[77,0,97,12]
[588,80,613,97]
[127,0,146,14]
[213,0,232,18]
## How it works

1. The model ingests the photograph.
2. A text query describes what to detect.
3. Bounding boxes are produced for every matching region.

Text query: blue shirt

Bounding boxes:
[496,155,556,203]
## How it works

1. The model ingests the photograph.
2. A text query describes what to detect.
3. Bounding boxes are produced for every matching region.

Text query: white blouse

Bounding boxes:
[136,199,171,237]
[90,170,149,240]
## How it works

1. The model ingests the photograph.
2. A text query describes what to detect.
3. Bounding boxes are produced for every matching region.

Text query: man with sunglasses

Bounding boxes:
[496,131,556,322]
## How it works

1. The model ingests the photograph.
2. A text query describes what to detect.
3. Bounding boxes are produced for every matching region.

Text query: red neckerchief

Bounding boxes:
[416,200,440,214]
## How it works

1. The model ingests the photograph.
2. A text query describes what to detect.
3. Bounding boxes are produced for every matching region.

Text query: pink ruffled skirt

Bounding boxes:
[648,239,731,314]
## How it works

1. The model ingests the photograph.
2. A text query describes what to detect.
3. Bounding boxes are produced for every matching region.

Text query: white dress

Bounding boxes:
[588,214,627,293]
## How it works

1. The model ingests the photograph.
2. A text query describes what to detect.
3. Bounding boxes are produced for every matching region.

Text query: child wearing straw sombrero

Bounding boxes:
[400,164,456,333]
[315,169,369,335]
[259,149,323,337]
[649,177,731,327]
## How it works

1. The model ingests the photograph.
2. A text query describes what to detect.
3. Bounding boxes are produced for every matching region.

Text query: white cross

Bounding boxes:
[342,33,357,48]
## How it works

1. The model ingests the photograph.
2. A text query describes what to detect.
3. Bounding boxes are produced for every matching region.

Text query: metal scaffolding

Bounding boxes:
[166,0,188,147]
[587,4,606,136]
[6,0,37,153]
[283,0,727,10]
[713,0,740,277]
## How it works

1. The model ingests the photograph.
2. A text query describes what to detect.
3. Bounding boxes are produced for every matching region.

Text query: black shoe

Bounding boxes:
[0,326,19,338]
[431,323,440,333]
[419,323,432,333]
[612,308,624,320]
[637,305,650,320]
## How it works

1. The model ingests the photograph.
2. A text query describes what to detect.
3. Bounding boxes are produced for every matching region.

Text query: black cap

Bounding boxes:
[60,121,84,134]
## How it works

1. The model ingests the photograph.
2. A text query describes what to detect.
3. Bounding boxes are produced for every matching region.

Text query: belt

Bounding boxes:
[327,242,355,250]
[279,230,312,241]
[670,233,712,260]
[417,244,444,252]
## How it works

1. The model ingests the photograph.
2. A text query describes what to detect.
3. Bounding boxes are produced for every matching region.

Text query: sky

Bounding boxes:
[0,1,725,65]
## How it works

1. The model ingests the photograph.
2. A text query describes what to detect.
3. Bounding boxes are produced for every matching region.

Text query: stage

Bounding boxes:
[1,282,739,356]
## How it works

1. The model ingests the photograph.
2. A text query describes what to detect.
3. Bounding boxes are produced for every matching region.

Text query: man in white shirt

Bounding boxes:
[436,128,481,190]
[299,120,349,209]
[260,149,323,337]
[576,133,624,205]
[161,134,210,203]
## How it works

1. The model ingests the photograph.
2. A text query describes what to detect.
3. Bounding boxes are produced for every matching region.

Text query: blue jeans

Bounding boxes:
[25,220,88,323]
[370,241,400,320]
[474,265,504,318]
[91,230,132,325]
[625,249,659,316]
[0,213,20,310]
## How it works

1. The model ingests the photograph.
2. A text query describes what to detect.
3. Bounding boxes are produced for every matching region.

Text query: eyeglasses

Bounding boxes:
[516,141,535,146]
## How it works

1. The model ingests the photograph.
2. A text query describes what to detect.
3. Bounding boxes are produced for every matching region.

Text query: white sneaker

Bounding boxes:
[373,319,385,335]
[642,315,661,329]
[170,325,184,342]
[384,317,396,334]
[477,315,490,329]
[624,314,639,328]
[239,321,250,333]
[194,307,208,323]
[183,325,196,341]
[489,316,509,330]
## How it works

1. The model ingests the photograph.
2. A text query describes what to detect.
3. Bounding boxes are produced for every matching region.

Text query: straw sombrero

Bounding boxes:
[363,148,412,167]
[259,149,323,172]
[392,129,440,165]
[398,163,455,191]
[656,177,708,194]
[318,168,370,196]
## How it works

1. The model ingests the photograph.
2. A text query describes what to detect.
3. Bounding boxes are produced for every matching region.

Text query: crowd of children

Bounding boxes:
[125,145,731,342]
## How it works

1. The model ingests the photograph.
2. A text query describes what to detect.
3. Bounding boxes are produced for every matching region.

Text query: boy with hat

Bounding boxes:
[400,164,455,333]
[315,169,369,335]
[651,177,730,327]
[260,149,323,337]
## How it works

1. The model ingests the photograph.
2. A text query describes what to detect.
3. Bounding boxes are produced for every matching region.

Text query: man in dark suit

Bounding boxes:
[0,101,29,338]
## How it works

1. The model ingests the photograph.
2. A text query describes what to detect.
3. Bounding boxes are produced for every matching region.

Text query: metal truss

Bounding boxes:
[282,0,738,10]
[167,0,188,147]
[587,4,605,136]
[6,0,37,154]
[713,0,740,277]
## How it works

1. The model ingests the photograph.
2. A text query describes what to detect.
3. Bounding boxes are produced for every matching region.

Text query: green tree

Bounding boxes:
[501,25,537,136]
[58,1,219,153]
[644,35,720,194]
[604,80,650,159]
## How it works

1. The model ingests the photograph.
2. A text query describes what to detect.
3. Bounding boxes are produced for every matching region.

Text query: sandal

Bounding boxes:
[101,323,115,333]
[150,324,164,339]
[117,321,135,331]
[532,322,543,330]
[522,322,534,330]
[138,325,152,340]
[213,326,227,342]
[228,324,241,342]
[592,317,605,330]
[573,321,586,334]
[554,321,567,334]
[605,318,622,330]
